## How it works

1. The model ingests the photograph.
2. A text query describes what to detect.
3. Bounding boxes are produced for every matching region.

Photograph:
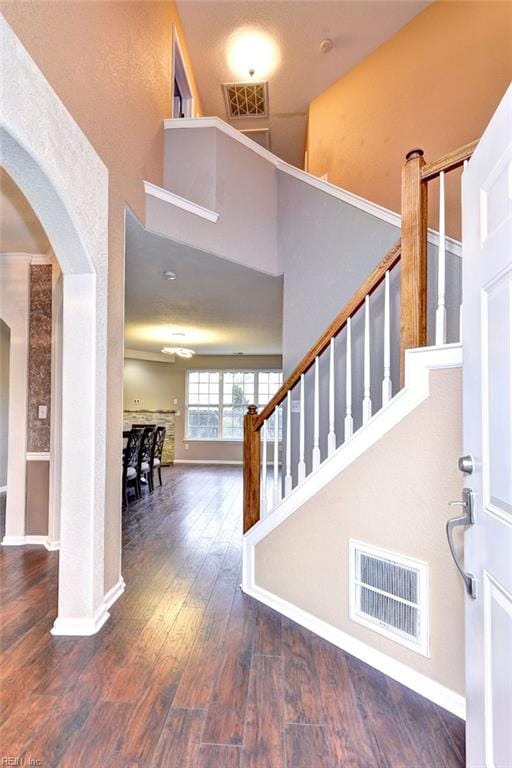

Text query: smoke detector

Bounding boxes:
[320,38,333,53]
[222,81,268,119]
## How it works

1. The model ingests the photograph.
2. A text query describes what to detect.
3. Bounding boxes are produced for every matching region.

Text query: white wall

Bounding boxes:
[0,256,30,539]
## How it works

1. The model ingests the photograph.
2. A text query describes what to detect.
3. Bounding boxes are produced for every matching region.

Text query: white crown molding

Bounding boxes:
[144,180,219,223]
[26,451,50,461]
[124,348,176,364]
[242,577,465,719]
[51,603,110,636]
[103,577,126,609]
[164,117,462,257]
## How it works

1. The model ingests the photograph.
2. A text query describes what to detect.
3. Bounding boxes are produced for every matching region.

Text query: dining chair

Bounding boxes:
[137,427,155,494]
[122,428,143,507]
[150,426,166,488]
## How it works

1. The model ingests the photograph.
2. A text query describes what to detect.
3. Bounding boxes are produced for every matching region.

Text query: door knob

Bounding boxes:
[458,455,474,474]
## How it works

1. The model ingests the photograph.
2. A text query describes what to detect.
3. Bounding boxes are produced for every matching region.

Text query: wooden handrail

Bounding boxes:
[421,139,478,182]
[253,240,401,431]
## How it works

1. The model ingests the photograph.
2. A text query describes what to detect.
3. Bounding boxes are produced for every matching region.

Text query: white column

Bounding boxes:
[328,337,336,456]
[362,295,372,424]
[382,270,392,405]
[298,374,306,483]
[284,392,292,496]
[435,170,447,345]
[52,273,107,636]
[344,317,353,440]
[272,406,281,509]
[312,356,321,470]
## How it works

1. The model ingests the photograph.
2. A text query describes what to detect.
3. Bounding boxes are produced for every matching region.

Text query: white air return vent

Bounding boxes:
[349,541,429,655]
[223,81,268,119]
[240,128,270,150]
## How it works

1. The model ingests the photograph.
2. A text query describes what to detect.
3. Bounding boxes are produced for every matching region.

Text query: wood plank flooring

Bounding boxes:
[0,467,465,767]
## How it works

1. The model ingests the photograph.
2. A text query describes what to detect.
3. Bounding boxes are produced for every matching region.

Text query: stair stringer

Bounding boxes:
[242,342,464,718]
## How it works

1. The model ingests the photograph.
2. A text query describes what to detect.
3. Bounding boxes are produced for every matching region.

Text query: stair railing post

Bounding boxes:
[243,404,261,533]
[400,148,428,385]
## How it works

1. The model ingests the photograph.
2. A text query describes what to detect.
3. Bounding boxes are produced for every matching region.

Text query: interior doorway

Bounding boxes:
[172,26,194,118]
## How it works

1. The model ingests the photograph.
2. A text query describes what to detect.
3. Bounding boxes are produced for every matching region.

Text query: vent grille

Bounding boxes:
[223,81,268,119]
[349,541,428,655]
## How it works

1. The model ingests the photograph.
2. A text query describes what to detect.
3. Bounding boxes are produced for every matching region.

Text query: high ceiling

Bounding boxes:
[177,0,429,168]
[125,210,283,357]
[0,168,50,254]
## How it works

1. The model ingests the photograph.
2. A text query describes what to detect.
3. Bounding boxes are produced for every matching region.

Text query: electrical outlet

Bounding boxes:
[173,398,178,405]
[133,398,141,405]
[38,405,48,419]
[185,443,189,450]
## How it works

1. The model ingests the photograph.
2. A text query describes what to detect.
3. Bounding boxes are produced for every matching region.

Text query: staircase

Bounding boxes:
[240,139,478,718]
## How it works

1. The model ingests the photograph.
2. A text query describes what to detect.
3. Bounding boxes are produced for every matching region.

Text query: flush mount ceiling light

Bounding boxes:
[161,346,195,358]
[226,27,280,80]
[171,331,186,337]
[163,270,177,281]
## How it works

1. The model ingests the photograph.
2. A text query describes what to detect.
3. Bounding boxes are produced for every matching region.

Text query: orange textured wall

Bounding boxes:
[1,1,201,590]
[307,1,512,236]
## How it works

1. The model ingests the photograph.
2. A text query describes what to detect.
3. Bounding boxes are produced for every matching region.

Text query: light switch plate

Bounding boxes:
[38,405,48,419]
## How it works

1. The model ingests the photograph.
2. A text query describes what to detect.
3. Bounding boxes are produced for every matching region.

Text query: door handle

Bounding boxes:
[446,488,477,599]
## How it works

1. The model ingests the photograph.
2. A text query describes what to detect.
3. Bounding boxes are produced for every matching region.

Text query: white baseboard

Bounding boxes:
[104,577,126,609]
[174,459,242,465]
[24,535,50,546]
[2,533,59,549]
[0,485,7,494]
[51,603,110,636]
[1,534,27,546]
[243,579,465,720]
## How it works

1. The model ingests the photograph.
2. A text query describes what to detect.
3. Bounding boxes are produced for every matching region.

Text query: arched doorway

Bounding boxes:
[1,17,114,634]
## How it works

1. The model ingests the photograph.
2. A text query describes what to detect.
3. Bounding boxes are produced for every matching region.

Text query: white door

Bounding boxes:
[462,83,512,768]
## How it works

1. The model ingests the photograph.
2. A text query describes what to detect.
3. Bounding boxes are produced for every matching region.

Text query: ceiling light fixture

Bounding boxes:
[161,346,195,358]
[227,27,280,80]
[163,270,177,281]
[320,38,333,53]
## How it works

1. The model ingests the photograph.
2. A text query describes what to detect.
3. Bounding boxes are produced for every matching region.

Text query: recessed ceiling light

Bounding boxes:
[232,352,244,355]
[161,346,195,358]
[171,331,186,337]
[163,271,177,281]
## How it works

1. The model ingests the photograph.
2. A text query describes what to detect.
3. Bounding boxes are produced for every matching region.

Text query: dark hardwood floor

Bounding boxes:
[0,466,465,767]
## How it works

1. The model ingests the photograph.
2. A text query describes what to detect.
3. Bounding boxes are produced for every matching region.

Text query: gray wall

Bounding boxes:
[0,319,9,488]
[124,354,282,463]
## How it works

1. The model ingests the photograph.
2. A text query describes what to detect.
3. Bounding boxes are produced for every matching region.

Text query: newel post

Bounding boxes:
[400,148,428,384]
[243,404,260,533]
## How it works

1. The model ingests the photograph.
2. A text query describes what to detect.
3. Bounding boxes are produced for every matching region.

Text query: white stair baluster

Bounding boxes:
[382,270,392,405]
[344,317,353,440]
[362,295,372,424]
[312,356,321,470]
[284,392,292,495]
[298,374,306,483]
[435,170,447,345]
[261,420,268,517]
[328,337,336,456]
[272,407,281,508]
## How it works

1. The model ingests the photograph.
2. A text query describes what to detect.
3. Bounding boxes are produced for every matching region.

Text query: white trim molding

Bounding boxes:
[243,578,465,719]
[144,180,219,223]
[103,577,126,610]
[51,603,110,637]
[174,459,242,465]
[26,451,50,461]
[164,117,462,258]
[2,534,60,549]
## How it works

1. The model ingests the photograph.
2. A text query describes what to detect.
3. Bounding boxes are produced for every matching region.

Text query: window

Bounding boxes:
[185,370,283,441]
